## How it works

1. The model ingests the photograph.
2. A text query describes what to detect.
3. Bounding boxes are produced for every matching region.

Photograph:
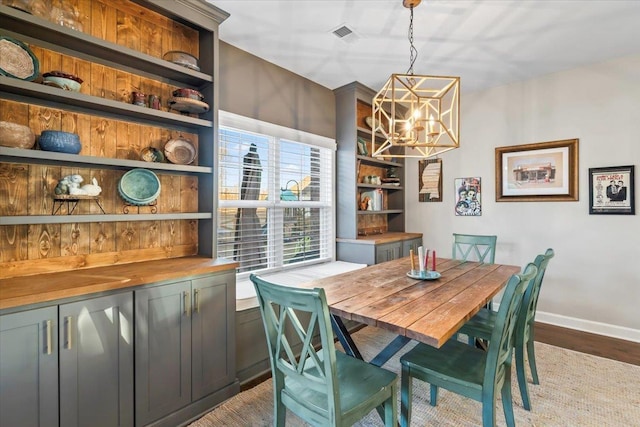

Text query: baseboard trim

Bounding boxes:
[535,310,640,343]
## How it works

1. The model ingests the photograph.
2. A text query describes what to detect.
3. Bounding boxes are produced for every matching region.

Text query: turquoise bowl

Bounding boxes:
[118,169,161,205]
[38,130,82,154]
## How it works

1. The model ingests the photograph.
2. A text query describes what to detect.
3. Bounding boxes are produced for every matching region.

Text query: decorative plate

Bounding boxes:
[168,96,209,114]
[162,50,200,71]
[118,168,161,205]
[140,146,165,163]
[406,271,441,280]
[0,36,40,81]
[164,138,197,165]
[365,116,374,129]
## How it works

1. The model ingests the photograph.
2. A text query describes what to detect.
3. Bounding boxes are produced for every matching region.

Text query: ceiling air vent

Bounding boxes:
[332,25,353,39]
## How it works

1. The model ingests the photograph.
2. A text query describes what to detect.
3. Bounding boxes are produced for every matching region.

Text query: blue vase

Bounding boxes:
[38,131,82,154]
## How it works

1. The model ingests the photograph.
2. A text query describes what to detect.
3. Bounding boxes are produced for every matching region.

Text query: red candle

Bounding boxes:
[432,250,436,271]
[425,249,429,271]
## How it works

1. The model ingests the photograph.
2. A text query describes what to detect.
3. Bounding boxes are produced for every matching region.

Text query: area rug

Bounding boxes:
[190,327,640,426]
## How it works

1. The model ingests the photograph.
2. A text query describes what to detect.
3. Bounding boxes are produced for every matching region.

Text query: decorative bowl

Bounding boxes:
[164,138,196,165]
[118,168,161,205]
[38,130,82,154]
[163,50,200,71]
[140,146,165,163]
[0,121,36,149]
[43,71,82,92]
[172,88,203,101]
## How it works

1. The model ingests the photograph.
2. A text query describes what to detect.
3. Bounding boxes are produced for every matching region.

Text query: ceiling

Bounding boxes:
[209,0,640,94]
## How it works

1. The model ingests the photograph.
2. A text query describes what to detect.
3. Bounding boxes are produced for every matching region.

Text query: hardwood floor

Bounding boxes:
[534,322,640,366]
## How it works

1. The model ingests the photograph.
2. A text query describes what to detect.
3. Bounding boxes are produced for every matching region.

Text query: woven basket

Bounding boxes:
[0,36,39,81]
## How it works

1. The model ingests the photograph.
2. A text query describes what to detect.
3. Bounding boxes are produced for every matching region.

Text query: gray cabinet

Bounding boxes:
[135,271,236,427]
[0,307,59,427]
[376,242,402,263]
[334,81,406,242]
[0,292,133,427]
[402,238,423,258]
[59,292,134,427]
[334,81,424,265]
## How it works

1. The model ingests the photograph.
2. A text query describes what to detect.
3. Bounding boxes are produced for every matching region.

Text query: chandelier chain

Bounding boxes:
[406,5,418,75]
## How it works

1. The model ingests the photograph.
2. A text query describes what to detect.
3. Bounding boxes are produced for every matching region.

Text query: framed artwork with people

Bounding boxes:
[589,165,635,215]
[454,177,482,216]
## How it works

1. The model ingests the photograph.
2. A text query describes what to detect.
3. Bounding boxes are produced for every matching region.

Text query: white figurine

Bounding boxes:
[79,178,102,196]
[55,174,83,195]
[55,175,101,196]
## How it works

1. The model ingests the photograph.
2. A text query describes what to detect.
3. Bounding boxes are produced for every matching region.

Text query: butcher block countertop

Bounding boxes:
[336,232,423,245]
[0,257,238,310]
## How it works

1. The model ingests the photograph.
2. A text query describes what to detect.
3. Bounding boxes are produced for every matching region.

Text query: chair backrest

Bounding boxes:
[484,263,538,389]
[518,248,555,341]
[452,233,497,264]
[250,274,341,416]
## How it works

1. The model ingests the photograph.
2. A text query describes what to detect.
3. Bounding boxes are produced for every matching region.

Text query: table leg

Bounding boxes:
[330,315,363,360]
[370,335,412,367]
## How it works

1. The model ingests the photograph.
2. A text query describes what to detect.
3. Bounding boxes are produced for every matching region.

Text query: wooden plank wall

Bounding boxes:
[0,0,204,277]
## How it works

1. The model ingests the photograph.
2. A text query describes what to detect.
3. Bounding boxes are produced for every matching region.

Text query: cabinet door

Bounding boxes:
[375,242,402,263]
[191,272,235,400]
[135,281,192,427]
[0,307,58,427]
[59,292,134,427]
[402,238,423,257]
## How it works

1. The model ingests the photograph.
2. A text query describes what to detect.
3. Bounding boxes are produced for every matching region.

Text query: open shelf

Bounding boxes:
[0,147,212,174]
[0,5,213,87]
[1,212,212,225]
[1,77,212,132]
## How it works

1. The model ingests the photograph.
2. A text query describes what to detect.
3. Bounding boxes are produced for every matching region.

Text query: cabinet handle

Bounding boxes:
[184,291,191,316]
[45,320,52,355]
[65,316,73,349]
[194,289,200,313]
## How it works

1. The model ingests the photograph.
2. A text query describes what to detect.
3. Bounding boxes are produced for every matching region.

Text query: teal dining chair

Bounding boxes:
[459,248,554,411]
[453,233,498,312]
[250,274,398,427]
[452,233,498,264]
[400,263,538,427]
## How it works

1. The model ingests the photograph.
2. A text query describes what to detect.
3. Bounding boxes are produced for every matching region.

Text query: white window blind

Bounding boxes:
[218,112,335,276]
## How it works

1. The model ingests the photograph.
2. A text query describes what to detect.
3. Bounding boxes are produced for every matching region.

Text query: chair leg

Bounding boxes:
[527,339,540,384]
[273,374,286,426]
[481,390,496,427]
[515,344,532,411]
[385,384,398,427]
[501,368,516,427]
[429,385,438,406]
[400,366,412,427]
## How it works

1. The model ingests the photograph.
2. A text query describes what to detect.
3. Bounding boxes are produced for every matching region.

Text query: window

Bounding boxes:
[218,111,335,276]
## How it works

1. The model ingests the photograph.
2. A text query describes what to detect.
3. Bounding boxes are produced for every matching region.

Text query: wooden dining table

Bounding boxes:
[300,256,521,365]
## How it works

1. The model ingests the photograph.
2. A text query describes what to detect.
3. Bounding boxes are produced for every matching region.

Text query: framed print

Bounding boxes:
[419,158,442,202]
[495,138,578,202]
[454,177,481,216]
[589,165,635,215]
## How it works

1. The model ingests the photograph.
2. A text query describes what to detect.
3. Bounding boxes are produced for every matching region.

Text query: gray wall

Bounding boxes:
[405,54,640,342]
[218,41,335,139]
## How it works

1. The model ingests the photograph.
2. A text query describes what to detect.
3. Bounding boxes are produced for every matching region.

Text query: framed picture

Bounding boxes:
[418,158,442,202]
[454,177,481,216]
[588,165,635,215]
[495,138,579,202]
[357,136,368,155]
